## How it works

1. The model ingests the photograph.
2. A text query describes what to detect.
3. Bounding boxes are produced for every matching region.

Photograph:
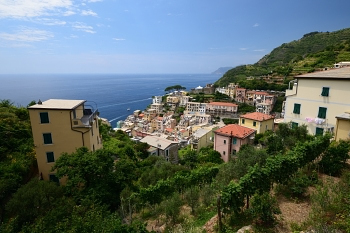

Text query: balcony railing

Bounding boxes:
[72,108,99,128]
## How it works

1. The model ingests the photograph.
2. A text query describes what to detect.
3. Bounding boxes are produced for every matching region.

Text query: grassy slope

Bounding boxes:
[215,28,350,87]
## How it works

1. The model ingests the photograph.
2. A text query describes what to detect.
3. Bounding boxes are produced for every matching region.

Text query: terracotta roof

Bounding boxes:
[215,124,255,139]
[208,102,238,107]
[236,88,246,90]
[240,112,274,121]
[166,128,173,132]
[255,91,268,95]
[157,117,163,120]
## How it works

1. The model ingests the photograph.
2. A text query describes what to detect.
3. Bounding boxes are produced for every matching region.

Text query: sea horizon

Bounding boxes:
[0,73,221,127]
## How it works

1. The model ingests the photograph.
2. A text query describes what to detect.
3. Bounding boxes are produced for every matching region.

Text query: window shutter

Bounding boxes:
[321,87,329,97]
[293,103,301,114]
[317,107,327,119]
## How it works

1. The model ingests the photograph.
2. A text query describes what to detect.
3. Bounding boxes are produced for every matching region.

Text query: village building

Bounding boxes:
[239,112,274,134]
[214,124,255,162]
[140,135,179,163]
[284,66,350,135]
[206,102,238,118]
[28,99,102,183]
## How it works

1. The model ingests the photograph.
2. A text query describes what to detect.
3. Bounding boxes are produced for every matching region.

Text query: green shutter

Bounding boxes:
[293,103,301,114]
[43,133,52,144]
[291,122,298,129]
[321,87,329,97]
[233,138,237,144]
[317,107,327,119]
[46,152,55,163]
[316,127,324,136]
[253,121,256,127]
[242,119,245,124]
[49,174,60,184]
[40,112,49,123]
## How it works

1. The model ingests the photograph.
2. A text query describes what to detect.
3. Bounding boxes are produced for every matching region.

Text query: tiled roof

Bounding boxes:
[297,67,350,79]
[255,91,268,95]
[240,112,274,121]
[28,99,85,110]
[140,135,178,149]
[208,102,238,107]
[215,124,255,139]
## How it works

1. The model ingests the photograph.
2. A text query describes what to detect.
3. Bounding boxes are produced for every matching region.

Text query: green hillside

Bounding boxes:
[215,28,350,87]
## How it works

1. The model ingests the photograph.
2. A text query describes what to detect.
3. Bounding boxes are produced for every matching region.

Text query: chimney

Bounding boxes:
[38,99,42,105]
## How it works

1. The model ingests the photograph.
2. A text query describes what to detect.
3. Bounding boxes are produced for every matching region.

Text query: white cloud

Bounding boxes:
[72,22,96,33]
[0,27,53,42]
[240,48,248,51]
[88,0,102,2]
[35,18,66,25]
[0,0,73,19]
[81,9,97,17]
[113,38,125,41]
[253,49,266,52]
[63,10,76,16]
[253,23,259,27]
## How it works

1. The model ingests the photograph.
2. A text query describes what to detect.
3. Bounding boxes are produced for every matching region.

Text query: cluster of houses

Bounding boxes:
[216,83,280,115]
[27,64,350,183]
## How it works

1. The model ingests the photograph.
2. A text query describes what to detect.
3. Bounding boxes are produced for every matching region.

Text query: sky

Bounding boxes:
[1,0,350,74]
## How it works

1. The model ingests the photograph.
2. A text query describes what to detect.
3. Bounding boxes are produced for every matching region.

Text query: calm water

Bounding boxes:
[0,74,221,127]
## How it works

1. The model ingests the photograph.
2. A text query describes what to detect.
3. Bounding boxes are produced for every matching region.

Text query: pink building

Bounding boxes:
[235,88,246,103]
[214,124,255,162]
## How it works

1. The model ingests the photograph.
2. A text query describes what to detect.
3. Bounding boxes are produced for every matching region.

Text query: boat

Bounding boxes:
[127,108,130,111]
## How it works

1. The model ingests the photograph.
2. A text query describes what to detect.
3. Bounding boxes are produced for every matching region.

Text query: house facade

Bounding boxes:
[140,135,179,163]
[214,124,255,162]
[335,112,350,141]
[284,67,350,135]
[239,112,274,134]
[206,102,238,116]
[28,99,102,183]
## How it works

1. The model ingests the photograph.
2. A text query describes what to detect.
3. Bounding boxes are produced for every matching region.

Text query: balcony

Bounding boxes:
[72,108,99,128]
[285,81,297,96]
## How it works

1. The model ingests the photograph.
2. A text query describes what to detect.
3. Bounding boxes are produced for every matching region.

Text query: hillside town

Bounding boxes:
[107,64,350,164]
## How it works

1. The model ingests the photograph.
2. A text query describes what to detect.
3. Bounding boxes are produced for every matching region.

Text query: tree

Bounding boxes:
[184,186,200,215]
[249,192,281,225]
[161,192,183,226]
[4,179,65,231]
[319,140,350,176]
[52,147,120,208]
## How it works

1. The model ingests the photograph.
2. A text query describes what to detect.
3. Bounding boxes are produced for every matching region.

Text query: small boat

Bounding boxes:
[127,108,130,111]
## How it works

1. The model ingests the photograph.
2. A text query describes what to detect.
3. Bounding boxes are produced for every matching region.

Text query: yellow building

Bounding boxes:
[284,67,350,135]
[335,112,350,141]
[28,99,102,183]
[239,112,274,134]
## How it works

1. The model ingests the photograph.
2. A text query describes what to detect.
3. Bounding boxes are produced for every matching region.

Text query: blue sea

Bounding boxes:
[0,74,221,127]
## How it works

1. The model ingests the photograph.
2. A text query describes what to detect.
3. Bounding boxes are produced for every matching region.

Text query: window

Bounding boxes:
[49,174,59,184]
[46,152,55,163]
[318,107,327,119]
[40,112,49,124]
[321,87,329,97]
[293,103,301,114]
[291,122,299,129]
[223,140,226,144]
[43,133,52,144]
[233,138,237,144]
[242,119,245,124]
[316,127,324,136]
[223,151,226,155]
[253,121,257,127]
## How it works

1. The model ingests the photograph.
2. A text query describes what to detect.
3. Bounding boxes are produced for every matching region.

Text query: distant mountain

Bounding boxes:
[215,28,350,87]
[211,67,233,75]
